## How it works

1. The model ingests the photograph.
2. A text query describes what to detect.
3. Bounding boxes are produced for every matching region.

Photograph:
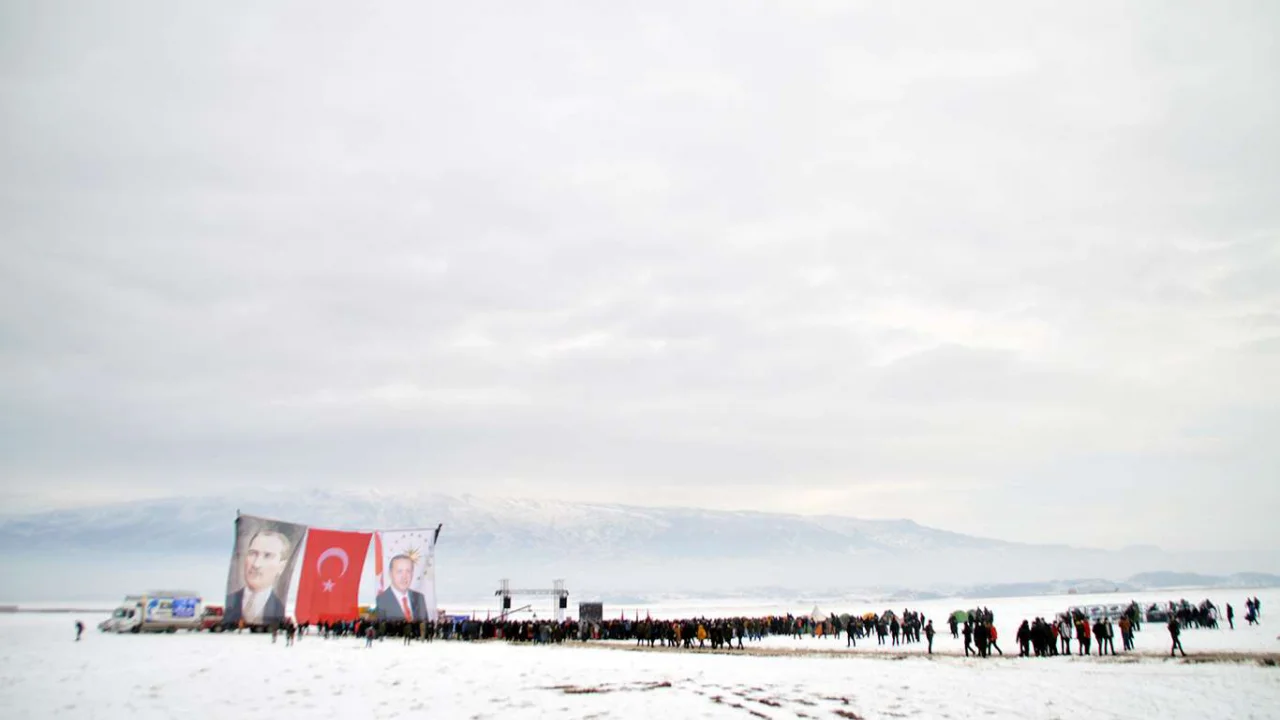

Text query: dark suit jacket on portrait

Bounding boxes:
[375,587,427,621]
[223,588,285,626]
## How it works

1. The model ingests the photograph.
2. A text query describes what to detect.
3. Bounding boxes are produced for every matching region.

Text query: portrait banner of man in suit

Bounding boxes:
[373,526,441,623]
[222,514,308,628]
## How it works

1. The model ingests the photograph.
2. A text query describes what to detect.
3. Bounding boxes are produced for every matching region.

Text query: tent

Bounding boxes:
[810,605,830,622]
[949,610,969,623]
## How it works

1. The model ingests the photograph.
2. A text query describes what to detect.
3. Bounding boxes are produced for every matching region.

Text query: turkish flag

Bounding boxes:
[295,529,372,624]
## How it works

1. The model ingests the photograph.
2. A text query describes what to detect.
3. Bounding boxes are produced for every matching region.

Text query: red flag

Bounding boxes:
[296,529,372,624]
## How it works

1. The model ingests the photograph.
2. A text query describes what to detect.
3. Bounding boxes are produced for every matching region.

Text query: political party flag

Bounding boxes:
[295,528,372,623]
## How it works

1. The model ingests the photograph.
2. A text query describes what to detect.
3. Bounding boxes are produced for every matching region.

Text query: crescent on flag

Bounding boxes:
[316,547,350,577]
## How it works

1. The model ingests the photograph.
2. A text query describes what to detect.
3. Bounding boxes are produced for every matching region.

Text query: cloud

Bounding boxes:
[1,0,1277,554]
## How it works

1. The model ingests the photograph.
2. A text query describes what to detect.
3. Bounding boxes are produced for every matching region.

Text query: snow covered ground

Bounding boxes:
[3,588,1279,720]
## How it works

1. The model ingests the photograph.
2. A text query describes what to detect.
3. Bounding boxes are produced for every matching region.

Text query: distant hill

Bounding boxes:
[0,489,1016,556]
[0,490,1275,601]
[1127,571,1280,590]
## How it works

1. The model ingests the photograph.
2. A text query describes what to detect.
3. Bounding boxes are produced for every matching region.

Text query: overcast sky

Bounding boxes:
[1,1,1277,552]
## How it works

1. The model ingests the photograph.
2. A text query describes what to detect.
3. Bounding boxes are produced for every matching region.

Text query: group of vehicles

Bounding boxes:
[99,591,384,634]
[97,591,226,634]
[1062,601,1216,625]
[1065,603,1135,621]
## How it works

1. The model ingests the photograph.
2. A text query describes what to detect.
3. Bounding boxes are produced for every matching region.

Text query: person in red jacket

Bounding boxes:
[989,623,1004,655]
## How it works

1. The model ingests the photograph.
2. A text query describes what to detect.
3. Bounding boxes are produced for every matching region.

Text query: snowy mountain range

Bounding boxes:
[0,490,1275,602]
[0,489,1015,557]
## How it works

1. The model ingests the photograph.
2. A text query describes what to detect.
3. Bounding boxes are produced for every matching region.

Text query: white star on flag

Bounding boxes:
[322,579,335,592]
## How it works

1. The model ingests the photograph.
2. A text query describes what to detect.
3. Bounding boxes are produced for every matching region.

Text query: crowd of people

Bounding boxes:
[92,595,1264,660]
[1245,596,1263,626]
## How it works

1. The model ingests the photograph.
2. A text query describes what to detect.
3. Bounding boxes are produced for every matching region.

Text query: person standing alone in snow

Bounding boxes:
[924,620,935,655]
[1168,617,1186,657]
[75,620,84,641]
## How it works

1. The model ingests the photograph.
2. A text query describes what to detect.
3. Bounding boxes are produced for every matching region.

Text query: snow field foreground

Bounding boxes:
[4,614,1280,720]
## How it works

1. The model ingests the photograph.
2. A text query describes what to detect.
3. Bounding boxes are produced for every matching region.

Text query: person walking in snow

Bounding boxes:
[988,624,1003,656]
[974,623,990,658]
[74,620,84,642]
[365,625,376,648]
[1168,617,1186,657]
[1226,604,1234,630]
[925,620,935,655]
[963,621,974,657]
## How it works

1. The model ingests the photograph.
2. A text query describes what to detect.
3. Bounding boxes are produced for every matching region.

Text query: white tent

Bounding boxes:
[810,605,829,622]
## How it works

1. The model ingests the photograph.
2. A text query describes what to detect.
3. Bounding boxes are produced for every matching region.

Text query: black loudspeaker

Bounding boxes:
[559,596,568,609]
[503,596,511,609]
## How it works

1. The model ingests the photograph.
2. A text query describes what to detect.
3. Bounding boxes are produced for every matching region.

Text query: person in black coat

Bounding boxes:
[1168,617,1186,657]
[223,588,286,626]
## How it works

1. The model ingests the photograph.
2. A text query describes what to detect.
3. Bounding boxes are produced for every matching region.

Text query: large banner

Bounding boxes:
[373,526,441,622]
[144,595,199,622]
[294,529,371,624]
[223,514,307,627]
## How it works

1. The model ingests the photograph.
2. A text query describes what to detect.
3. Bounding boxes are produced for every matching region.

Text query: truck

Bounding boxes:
[98,591,204,634]
[199,605,224,631]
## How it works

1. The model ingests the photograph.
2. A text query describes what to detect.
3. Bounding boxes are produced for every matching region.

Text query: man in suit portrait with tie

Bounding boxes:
[223,529,291,627]
[375,554,427,621]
